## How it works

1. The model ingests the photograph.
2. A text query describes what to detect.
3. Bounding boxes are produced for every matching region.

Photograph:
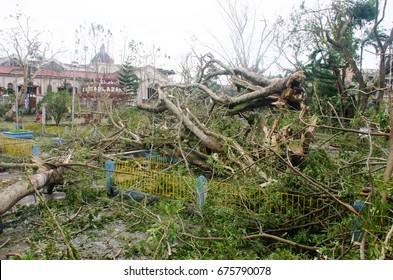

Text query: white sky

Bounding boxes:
[1,0,303,67]
[1,0,393,72]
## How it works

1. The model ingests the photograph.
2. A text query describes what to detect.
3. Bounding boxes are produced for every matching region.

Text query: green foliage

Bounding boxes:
[301,149,339,184]
[114,106,151,136]
[0,104,10,118]
[37,91,71,125]
[118,57,139,95]
[268,249,302,260]
[348,0,376,26]
[145,201,183,259]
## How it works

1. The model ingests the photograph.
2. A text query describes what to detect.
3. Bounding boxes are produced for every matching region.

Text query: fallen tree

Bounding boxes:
[0,157,68,216]
[135,57,308,179]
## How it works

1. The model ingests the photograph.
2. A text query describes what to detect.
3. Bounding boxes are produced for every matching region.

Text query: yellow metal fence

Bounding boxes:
[115,160,195,202]
[114,158,331,216]
[0,135,34,159]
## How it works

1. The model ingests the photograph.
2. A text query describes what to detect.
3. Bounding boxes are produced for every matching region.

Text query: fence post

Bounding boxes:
[13,122,17,130]
[32,144,40,157]
[352,200,365,242]
[105,160,116,197]
[196,175,207,212]
[41,124,45,135]
[65,126,69,139]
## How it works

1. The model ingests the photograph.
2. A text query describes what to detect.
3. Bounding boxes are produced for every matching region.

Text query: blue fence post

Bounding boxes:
[352,200,365,242]
[196,175,207,212]
[105,160,116,197]
[32,144,40,157]
[13,122,17,130]
[41,124,45,135]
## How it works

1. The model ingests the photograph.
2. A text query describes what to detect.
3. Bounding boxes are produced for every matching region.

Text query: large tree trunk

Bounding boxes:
[0,166,65,216]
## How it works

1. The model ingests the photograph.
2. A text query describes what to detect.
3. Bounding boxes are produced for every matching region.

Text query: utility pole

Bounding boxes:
[71,61,78,132]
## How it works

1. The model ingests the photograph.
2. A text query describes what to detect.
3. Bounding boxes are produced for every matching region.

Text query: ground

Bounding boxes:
[0,169,151,260]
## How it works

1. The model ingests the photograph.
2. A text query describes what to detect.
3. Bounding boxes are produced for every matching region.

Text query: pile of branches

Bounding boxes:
[134,57,309,179]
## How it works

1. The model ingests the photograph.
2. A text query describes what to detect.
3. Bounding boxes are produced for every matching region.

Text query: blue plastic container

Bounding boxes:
[2,131,34,139]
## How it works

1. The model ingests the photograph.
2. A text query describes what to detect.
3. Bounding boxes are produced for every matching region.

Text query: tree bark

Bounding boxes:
[156,85,223,152]
[0,168,65,216]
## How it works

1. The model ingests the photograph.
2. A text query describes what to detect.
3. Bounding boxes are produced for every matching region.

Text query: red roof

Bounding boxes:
[0,65,119,80]
[0,66,17,75]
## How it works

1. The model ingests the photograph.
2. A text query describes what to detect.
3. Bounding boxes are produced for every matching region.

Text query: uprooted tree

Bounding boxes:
[134,55,311,177]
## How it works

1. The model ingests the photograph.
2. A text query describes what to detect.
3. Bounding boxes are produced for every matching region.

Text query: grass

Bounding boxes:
[3,115,71,136]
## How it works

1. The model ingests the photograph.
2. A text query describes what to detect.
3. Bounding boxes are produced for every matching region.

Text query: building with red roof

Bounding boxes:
[0,45,174,110]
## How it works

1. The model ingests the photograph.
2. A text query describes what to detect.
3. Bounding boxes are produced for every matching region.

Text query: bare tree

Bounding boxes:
[196,0,282,74]
[0,11,63,120]
[74,22,114,72]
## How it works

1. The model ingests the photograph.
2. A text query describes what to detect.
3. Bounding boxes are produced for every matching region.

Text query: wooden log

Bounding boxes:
[0,169,64,216]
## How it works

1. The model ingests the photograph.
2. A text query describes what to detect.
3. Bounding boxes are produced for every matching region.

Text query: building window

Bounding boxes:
[47,84,53,92]
[147,87,157,100]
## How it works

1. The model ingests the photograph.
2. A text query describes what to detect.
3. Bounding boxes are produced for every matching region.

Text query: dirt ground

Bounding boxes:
[0,170,149,260]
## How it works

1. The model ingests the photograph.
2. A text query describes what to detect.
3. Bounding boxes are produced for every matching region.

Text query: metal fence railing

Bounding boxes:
[0,135,35,159]
[113,157,332,217]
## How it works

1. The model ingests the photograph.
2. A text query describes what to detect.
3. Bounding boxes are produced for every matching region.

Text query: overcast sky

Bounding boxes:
[1,0,392,72]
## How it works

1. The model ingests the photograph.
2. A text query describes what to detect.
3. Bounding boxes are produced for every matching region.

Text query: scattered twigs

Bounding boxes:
[153,230,167,260]
[380,223,393,260]
[5,253,22,259]
[299,116,389,137]
[363,118,375,202]
[105,221,141,244]
[264,203,337,232]
[113,249,122,260]
[360,231,369,260]
[243,232,318,252]
[176,100,189,171]
[71,225,91,235]
[166,241,172,258]
[66,206,83,222]
[0,238,11,249]
[382,86,393,201]
[328,101,344,128]
[0,162,37,170]
[86,127,125,163]
[181,232,319,252]
[98,197,161,223]
[316,132,344,149]
[32,185,76,260]
[267,146,358,214]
